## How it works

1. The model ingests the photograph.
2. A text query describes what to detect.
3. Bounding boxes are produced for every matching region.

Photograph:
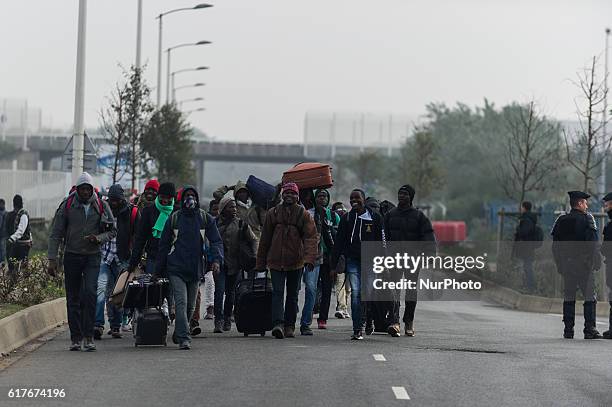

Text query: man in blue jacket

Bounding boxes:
[156,186,223,349]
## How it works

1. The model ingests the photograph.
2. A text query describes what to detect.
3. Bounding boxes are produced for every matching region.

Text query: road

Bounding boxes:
[1,297,611,407]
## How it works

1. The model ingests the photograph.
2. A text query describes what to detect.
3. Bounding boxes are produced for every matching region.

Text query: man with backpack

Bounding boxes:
[512,201,542,293]
[6,194,32,276]
[384,185,436,337]
[213,197,257,333]
[94,184,139,340]
[256,182,318,339]
[48,172,117,351]
[156,186,223,349]
[213,180,251,221]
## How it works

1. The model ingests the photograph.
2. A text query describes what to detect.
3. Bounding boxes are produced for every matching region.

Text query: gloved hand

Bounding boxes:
[47,259,57,277]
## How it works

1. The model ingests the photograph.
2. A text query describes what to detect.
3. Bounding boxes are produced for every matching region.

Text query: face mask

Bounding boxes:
[184,196,197,209]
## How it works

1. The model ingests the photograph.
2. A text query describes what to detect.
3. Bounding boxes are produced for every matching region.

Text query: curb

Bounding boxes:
[482,282,610,317]
[0,298,67,355]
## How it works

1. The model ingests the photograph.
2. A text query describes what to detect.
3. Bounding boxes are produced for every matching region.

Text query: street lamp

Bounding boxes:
[178,97,204,109]
[185,108,206,115]
[166,41,211,104]
[174,83,206,93]
[171,66,209,101]
[155,4,213,106]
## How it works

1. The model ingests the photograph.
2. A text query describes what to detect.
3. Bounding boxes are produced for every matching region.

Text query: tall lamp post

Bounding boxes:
[173,83,206,102]
[178,97,204,109]
[71,0,88,182]
[155,3,213,107]
[171,66,209,101]
[185,108,206,115]
[166,42,211,104]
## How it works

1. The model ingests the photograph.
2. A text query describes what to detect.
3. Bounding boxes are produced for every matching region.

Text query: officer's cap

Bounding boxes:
[603,192,612,202]
[568,191,590,200]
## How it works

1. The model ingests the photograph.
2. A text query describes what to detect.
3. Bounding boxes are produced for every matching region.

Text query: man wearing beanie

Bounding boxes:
[213,180,251,221]
[137,179,160,210]
[6,194,32,275]
[48,172,117,351]
[157,186,223,349]
[94,184,139,340]
[383,184,436,337]
[129,182,175,275]
[256,182,318,339]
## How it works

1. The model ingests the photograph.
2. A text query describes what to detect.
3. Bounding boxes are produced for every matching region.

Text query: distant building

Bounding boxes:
[0,98,43,137]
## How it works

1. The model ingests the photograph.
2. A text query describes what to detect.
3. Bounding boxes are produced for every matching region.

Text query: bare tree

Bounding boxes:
[564,56,611,193]
[100,83,130,184]
[499,101,562,207]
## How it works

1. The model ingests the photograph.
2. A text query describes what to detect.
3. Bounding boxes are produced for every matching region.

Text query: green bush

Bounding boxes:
[0,254,65,306]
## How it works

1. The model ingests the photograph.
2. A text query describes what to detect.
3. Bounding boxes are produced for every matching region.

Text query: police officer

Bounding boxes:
[600,192,612,339]
[551,191,602,339]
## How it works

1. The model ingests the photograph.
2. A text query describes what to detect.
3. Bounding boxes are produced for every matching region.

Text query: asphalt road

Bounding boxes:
[1,296,611,407]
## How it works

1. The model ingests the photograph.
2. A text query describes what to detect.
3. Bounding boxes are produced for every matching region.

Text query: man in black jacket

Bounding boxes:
[94,184,139,340]
[600,192,612,339]
[513,201,538,293]
[384,184,436,337]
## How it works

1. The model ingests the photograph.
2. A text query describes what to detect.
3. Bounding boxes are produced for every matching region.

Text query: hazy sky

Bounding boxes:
[1,0,611,143]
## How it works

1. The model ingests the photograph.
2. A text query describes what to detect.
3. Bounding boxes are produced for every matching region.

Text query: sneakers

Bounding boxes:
[111,327,122,339]
[83,337,96,352]
[335,311,344,319]
[272,325,285,339]
[584,329,603,340]
[204,306,214,320]
[387,324,401,337]
[179,341,191,350]
[284,326,296,338]
[223,320,231,332]
[190,320,202,336]
[121,322,132,332]
[214,320,223,333]
[365,322,374,336]
[93,326,104,340]
[563,329,574,339]
[603,329,612,339]
[172,331,179,344]
[351,330,364,340]
[300,326,313,336]
[317,320,327,329]
[69,341,82,351]
[342,311,350,319]
[405,321,415,337]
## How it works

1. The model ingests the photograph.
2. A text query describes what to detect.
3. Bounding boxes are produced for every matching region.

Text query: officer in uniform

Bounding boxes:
[551,191,602,339]
[600,192,612,339]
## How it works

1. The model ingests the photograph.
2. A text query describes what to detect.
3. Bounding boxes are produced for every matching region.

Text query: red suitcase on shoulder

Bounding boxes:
[282,162,333,189]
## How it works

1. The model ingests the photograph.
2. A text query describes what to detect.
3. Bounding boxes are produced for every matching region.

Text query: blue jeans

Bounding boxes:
[169,275,199,343]
[95,260,125,329]
[271,269,303,328]
[346,258,364,332]
[300,265,320,327]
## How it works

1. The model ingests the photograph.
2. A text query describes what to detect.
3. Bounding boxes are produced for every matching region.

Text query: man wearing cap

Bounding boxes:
[137,179,160,210]
[213,180,250,221]
[256,182,318,339]
[600,192,612,339]
[94,184,139,340]
[48,172,117,351]
[551,191,602,339]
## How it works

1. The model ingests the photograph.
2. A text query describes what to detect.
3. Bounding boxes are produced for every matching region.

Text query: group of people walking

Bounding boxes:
[45,170,437,351]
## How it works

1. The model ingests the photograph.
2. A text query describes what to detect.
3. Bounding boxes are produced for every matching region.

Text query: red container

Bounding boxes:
[282,162,333,190]
[432,221,467,243]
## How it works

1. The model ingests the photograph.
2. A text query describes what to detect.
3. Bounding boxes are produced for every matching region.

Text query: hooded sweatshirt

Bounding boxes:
[107,184,139,262]
[213,180,250,220]
[331,207,384,268]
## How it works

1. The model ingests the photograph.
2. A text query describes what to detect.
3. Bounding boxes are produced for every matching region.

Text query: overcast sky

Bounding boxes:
[1,0,611,143]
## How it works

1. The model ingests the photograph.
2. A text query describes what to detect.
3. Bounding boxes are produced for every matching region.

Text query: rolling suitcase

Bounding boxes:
[129,277,169,347]
[282,162,333,190]
[234,271,273,336]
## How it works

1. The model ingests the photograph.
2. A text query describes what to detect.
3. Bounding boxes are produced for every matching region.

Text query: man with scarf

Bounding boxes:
[157,186,223,349]
[301,189,340,334]
[94,184,139,340]
[213,180,251,220]
[600,193,612,339]
[384,184,436,337]
[48,172,116,351]
[129,182,175,275]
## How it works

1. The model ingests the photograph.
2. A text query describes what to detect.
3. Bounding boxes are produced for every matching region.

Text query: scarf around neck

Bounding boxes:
[152,197,174,238]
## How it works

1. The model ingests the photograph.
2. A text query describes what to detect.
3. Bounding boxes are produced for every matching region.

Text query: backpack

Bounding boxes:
[237,220,256,271]
[168,209,208,255]
[64,192,104,217]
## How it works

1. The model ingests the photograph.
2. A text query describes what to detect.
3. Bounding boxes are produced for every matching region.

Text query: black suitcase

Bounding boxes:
[234,271,273,336]
[131,278,169,347]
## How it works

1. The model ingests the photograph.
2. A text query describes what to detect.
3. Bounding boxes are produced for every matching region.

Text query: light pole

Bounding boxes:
[178,97,204,109]
[166,42,211,104]
[71,0,88,182]
[185,108,206,115]
[173,83,206,102]
[171,66,209,101]
[602,28,610,200]
[136,0,143,69]
[156,3,213,107]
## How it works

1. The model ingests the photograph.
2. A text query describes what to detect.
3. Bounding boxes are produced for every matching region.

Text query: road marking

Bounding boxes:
[373,354,386,361]
[392,386,410,400]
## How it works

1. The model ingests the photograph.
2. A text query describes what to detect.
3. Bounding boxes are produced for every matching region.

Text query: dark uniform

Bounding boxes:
[551,191,602,339]
[600,192,612,339]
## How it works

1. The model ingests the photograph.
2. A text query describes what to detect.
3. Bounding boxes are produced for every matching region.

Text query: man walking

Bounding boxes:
[551,191,602,340]
[7,195,32,275]
[513,201,539,293]
[600,192,612,339]
[48,173,116,351]
[256,182,318,339]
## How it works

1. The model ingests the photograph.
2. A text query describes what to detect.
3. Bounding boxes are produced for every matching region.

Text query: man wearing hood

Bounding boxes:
[213,180,250,220]
[600,193,612,339]
[48,172,117,351]
[513,201,539,293]
[94,184,139,340]
[6,194,32,275]
[157,186,223,349]
[301,189,340,333]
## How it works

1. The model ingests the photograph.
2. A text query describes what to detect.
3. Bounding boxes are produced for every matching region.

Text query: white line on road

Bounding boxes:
[392,386,410,400]
[373,354,386,361]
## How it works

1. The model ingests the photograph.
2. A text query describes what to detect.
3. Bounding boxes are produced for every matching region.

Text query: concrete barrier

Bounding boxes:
[0,298,67,355]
